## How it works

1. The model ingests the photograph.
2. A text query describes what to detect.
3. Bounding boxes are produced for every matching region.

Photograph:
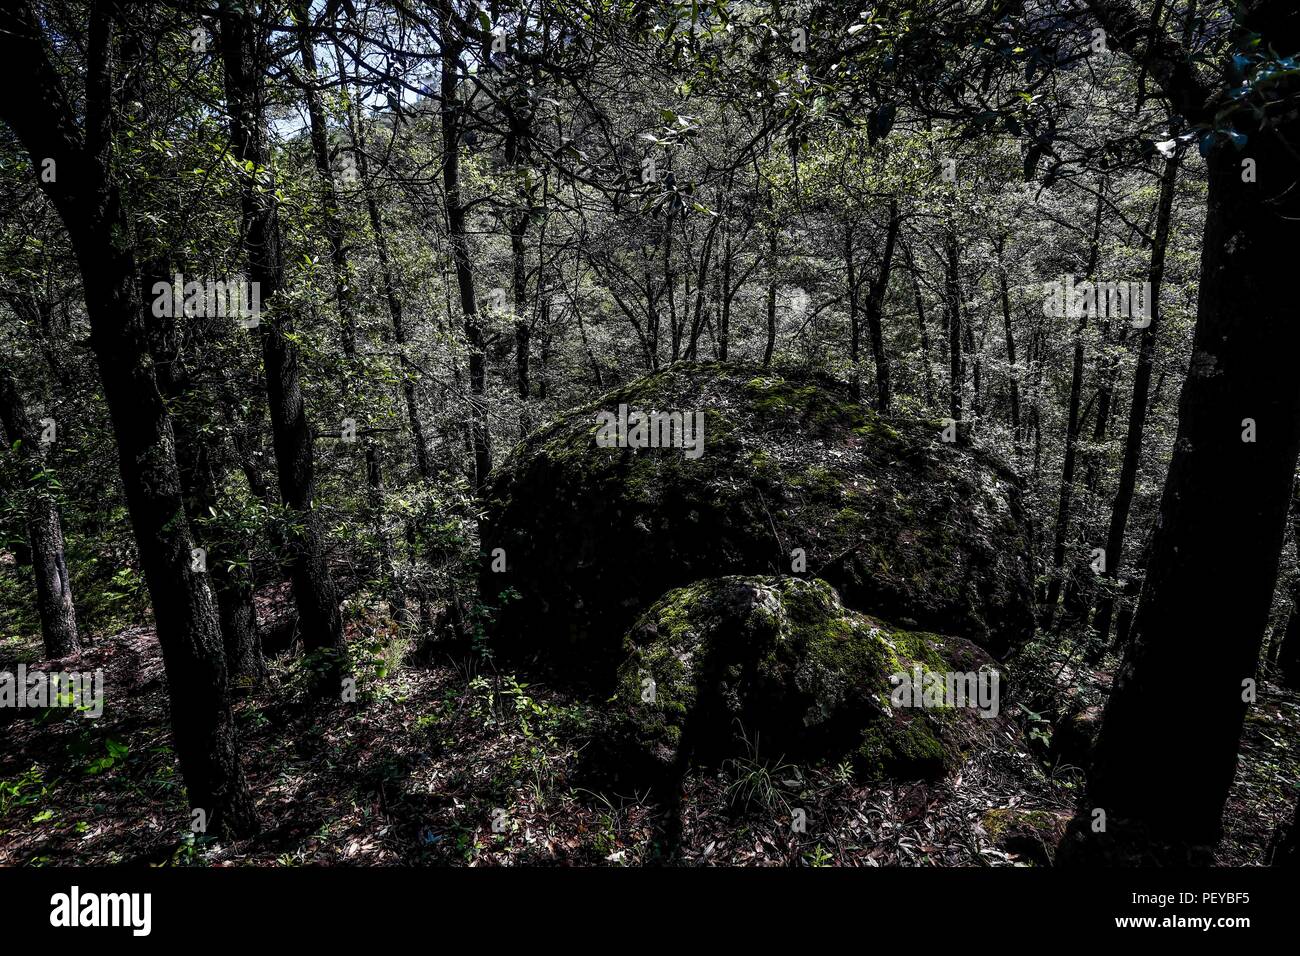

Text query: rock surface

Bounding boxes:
[609,576,1005,780]
[481,363,1035,672]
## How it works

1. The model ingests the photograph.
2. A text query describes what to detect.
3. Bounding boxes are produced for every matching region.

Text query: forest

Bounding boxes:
[1,0,1298,880]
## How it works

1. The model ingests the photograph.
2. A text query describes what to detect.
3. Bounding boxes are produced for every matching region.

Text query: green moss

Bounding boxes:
[852,412,902,443]
[743,376,866,432]
[751,448,775,474]
[885,628,951,672]
[611,575,980,782]
[981,807,1059,841]
[855,715,950,781]
[483,360,1036,674]
[790,465,840,496]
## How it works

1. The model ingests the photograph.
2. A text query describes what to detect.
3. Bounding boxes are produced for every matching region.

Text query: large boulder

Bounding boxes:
[482,363,1033,674]
[609,576,1005,780]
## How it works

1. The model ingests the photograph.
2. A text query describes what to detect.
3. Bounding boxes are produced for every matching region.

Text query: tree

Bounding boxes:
[1061,0,1300,863]
[1089,149,1181,650]
[218,0,347,686]
[0,0,256,837]
[437,0,492,490]
[0,357,78,657]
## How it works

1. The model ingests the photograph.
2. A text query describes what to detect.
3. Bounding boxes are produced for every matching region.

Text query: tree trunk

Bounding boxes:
[942,228,963,435]
[0,0,256,836]
[685,215,721,361]
[718,230,733,362]
[293,1,356,361]
[1062,106,1300,866]
[338,55,431,482]
[1044,188,1106,621]
[138,252,266,682]
[1044,316,1087,620]
[965,316,984,422]
[996,236,1021,437]
[219,2,346,679]
[170,392,265,683]
[0,362,79,658]
[845,225,861,401]
[511,213,531,398]
[763,186,778,367]
[903,241,935,407]
[1091,153,1180,645]
[0,393,77,661]
[864,201,900,414]
[120,21,263,679]
[25,491,78,657]
[438,3,492,489]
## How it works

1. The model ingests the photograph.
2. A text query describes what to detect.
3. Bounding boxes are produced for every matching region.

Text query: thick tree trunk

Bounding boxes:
[25,492,78,657]
[0,0,256,836]
[1062,113,1300,865]
[220,2,346,677]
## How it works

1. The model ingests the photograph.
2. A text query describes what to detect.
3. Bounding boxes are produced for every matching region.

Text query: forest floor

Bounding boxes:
[2,590,1297,867]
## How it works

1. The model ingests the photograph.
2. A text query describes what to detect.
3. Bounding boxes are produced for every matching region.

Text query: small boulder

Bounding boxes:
[609,575,1005,782]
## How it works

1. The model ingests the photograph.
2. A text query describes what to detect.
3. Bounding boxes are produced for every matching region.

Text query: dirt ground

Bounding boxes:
[2,595,1296,867]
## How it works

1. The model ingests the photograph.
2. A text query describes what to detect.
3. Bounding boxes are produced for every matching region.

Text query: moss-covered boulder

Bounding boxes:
[610,576,1004,781]
[482,362,1033,672]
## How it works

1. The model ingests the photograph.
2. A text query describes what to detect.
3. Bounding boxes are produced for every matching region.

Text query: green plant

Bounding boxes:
[1016,703,1053,748]
[501,675,546,736]
[85,738,129,775]
[721,728,801,814]
[831,760,854,786]
[804,844,834,867]
[0,765,48,820]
